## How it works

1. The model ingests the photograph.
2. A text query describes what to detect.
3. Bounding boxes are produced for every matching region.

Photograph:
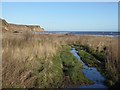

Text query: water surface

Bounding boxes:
[70,48,107,88]
[34,31,120,37]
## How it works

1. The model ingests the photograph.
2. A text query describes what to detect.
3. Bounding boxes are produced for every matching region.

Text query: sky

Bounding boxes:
[1,2,118,31]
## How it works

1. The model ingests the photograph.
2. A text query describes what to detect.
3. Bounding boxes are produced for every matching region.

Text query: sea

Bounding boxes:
[34,31,120,37]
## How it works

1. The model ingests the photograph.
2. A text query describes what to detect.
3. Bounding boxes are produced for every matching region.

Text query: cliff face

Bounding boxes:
[0,19,44,32]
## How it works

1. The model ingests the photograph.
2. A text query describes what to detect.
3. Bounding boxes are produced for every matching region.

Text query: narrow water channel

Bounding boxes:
[70,48,108,88]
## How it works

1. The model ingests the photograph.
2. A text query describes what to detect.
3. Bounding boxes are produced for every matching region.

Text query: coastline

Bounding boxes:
[34,31,120,38]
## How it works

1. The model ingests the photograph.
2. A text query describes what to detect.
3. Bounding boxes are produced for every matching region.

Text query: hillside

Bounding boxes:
[0,19,44,33]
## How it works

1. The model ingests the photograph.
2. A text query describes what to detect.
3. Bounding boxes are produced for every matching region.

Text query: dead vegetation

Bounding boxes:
[2,32,62,88]
[2,32,119,88]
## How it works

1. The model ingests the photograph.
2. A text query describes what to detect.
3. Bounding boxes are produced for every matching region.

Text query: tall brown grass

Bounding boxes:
[0,21,2,89]
[2,32,62,88]
[105,38,120,87]
[2,32,119,88]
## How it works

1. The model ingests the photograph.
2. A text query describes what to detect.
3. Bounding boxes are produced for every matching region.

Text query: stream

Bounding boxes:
[70,48,108,88]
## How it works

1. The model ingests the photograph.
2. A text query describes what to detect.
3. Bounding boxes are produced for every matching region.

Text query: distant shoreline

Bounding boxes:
[34,31,120,37]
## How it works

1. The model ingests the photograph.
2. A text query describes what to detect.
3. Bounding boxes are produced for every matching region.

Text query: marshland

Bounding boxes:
[2,31,120,88]
[1,2,119,89]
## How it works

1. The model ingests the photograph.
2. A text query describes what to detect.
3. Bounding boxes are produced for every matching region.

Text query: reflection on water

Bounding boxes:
[71,48,107,88]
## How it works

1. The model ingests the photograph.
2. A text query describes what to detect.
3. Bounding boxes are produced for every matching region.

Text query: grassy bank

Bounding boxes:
[60,46,92,87]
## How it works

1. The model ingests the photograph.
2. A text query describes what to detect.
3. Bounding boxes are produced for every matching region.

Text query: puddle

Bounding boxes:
[70,48,107,88]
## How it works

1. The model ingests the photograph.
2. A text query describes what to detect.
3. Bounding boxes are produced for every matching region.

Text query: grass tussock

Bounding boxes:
[78,50,98,67]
